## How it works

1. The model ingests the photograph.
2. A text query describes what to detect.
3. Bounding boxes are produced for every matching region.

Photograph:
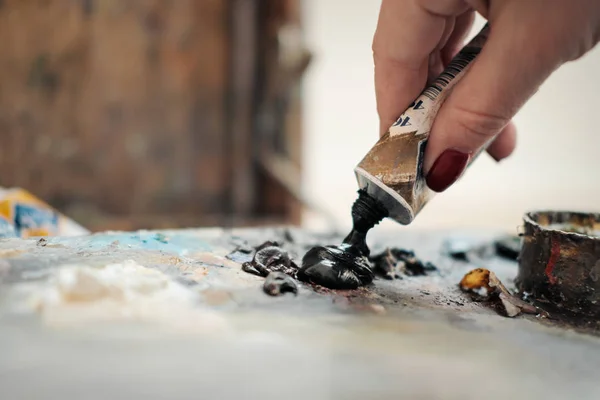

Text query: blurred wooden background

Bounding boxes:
[0,0,310,231]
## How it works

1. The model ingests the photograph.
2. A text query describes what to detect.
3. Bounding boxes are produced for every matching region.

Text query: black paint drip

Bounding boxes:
[297,190,389,289]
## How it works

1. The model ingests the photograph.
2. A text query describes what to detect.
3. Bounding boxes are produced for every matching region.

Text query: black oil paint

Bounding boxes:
[237,241,300,297]
[370,248,437,280]
[241,241,299,277]
[297,190,388,290]
[263,272,298,296]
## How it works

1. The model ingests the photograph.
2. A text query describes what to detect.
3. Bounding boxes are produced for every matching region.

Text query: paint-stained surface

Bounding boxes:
[0,227,599,399]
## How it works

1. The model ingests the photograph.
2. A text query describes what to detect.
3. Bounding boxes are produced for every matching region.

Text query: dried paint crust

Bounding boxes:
[241,241,299,296]
[460,268,543,318]
[242,241,299,278]
[263,272,298,296]
[369,248,436,280]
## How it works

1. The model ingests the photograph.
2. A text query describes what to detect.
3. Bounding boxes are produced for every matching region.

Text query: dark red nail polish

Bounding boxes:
[426,149,470,192]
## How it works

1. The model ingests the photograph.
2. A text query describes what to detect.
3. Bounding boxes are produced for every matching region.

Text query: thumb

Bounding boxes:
[423,16,562,193]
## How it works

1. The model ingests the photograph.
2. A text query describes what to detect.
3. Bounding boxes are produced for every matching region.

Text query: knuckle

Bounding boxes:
[418,0,470,17]
[371,35,383,59]
[451,104,509,142]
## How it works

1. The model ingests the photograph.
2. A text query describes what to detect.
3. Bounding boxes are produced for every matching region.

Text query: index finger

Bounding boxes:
[373,0,467,135]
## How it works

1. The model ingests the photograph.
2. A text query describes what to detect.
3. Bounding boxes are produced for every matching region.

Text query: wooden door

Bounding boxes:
[0,0,310,231]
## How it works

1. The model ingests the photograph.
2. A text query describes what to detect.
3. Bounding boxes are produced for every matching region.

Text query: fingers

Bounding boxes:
[375,60,428,137]
[441,11,475,66]
[424,6,565,192]
[486,121,517,162]
[373,0,452,136]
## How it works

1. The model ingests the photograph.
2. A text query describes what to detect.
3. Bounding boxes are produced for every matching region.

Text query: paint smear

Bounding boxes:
[48,231,212,257]
[26,260,229,334]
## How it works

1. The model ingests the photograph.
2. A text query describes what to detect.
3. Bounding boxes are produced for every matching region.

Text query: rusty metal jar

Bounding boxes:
[516,211,600,317]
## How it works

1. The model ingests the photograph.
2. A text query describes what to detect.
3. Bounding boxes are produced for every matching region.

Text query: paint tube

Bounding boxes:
[354,24,490,225]
[0,187,89,238]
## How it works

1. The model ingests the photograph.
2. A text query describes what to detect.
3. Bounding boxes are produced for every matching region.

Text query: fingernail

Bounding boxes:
[490,152,512,163]
[426,149,471,192]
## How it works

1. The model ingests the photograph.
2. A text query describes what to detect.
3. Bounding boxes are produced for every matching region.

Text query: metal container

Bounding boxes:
[516,211,600,317]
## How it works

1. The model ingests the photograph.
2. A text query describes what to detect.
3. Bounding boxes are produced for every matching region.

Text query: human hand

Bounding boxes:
[373,0,600,192]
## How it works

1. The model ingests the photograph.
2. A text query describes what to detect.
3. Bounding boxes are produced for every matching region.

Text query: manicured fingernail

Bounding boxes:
[426,149,470,192]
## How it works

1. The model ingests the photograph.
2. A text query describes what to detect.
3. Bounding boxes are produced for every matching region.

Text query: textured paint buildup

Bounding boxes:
[369,248,437,280]
[240,241,299,296]
[25,260,229,333]
[242,241,299,278]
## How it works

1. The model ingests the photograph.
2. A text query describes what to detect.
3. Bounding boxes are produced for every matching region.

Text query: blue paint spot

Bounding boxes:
[51,231,212,256]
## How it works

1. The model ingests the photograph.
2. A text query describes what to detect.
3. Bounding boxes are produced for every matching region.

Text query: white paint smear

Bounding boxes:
[27,260,230,334]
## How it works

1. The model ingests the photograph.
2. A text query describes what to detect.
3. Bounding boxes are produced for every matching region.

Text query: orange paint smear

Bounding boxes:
[545,238,560,285]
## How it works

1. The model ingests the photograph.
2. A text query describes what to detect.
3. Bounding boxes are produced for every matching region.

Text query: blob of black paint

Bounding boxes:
[297,190,388,290]
[444,235,521,262]
[242,241,299,277]
[263,272,298,296]
[298,244,374,290]
[494,235,521,261]
[370,248,437,280]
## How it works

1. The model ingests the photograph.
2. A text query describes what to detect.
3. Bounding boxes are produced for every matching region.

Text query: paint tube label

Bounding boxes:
[0,217,18,238]
[390,24,489,137]
[355,24,490,224]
